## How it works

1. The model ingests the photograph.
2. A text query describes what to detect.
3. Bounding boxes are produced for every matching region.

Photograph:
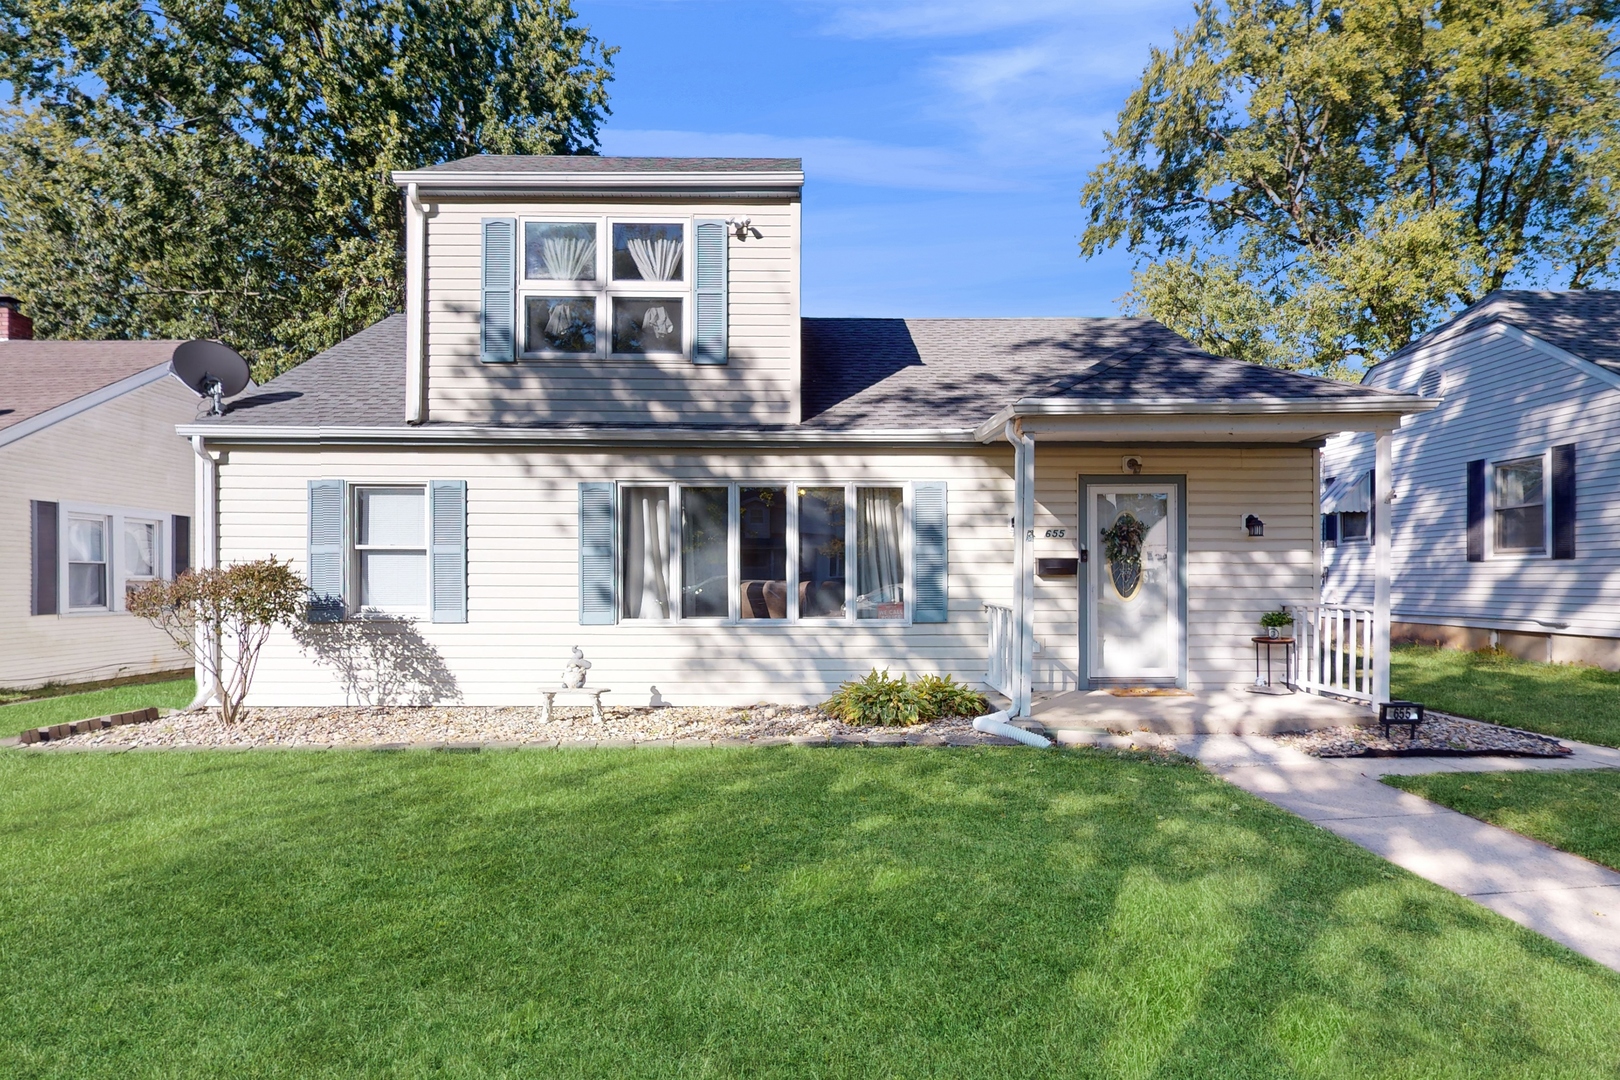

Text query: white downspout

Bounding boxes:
[1372,426,1394,704]
[404,182,427,424]
[184,435,221,711]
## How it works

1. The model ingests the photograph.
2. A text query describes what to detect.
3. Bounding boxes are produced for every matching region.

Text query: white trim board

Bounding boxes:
[0,363,181,449]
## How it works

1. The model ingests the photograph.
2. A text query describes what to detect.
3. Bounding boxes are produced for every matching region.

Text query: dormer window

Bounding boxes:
[519,217,689,359]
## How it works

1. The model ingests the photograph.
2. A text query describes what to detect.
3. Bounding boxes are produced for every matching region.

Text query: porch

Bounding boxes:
[1029,686,1369,736]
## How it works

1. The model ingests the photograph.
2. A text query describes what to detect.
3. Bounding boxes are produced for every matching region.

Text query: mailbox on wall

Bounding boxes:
[1036,558,1080,577]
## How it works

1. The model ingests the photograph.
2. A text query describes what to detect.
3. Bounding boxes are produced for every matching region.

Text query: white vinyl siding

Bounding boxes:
[1030,447,1320,693]
[1322,323,1620,639]
[425,197,800,426]
[0,376,194,687]
[212,442,1322,705]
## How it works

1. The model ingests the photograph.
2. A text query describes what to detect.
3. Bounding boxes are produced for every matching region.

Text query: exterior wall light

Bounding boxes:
[1244,514,1264,537]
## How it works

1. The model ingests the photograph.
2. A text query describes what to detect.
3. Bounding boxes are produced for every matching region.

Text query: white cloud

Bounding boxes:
[598,128,1027,192]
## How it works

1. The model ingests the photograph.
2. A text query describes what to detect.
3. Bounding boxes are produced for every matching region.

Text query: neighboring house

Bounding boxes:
[1,300,200,688]
[1322,290,1620,669]
[181,156,1429,712]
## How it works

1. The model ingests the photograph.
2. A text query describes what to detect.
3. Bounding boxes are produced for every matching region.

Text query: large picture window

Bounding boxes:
[1494,456,1546,554]
[616,482,911,624]
[519,217,689,359]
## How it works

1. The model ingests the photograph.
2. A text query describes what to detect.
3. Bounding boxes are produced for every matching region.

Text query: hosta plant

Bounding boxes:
[823,669,921,727]
[914,674,988,720]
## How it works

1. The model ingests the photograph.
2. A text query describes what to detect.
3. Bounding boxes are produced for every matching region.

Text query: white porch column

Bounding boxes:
[1006,422,1036,717]
[1373,427,1394,704]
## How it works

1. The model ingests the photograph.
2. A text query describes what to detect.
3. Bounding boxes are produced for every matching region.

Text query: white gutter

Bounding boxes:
[175,423,982,446]
[184,435,220,712]
[404,183,426,424]
[973,396,1438,442]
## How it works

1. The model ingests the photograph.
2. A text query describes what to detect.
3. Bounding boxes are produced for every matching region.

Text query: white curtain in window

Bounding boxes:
[124,521,156,577]
[627,237,683,281]
[623,487,671,618]
[543,235,596,280]
[857,488,904,609]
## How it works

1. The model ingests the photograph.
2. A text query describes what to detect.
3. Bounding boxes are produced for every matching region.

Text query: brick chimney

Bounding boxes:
[0,296,32,340]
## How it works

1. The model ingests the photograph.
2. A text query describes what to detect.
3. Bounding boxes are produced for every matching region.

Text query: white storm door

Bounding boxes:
[1085,484,1180,682]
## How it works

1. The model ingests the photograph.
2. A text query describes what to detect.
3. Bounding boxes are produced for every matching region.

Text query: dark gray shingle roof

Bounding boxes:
[209,314,1402,431]
[412,155,802,175]
[801,318,1393,429]
[1389,290,1620,375]
[205,316,405,426]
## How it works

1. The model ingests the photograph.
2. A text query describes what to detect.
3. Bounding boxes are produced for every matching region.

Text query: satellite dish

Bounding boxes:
[171,340,251,415]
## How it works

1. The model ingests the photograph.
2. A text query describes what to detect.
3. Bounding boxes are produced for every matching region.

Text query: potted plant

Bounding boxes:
[1260,610,1294,639]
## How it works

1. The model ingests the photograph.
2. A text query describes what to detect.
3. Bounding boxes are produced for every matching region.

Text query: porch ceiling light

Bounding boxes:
[1244,514,1264,537]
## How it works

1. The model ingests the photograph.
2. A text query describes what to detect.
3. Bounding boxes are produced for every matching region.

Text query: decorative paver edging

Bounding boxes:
[14,707,159,746]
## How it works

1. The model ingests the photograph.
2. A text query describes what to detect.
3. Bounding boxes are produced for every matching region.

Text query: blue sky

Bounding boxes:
[587,0,1194,319]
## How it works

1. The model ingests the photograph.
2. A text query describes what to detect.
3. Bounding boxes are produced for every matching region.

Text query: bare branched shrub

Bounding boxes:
[127,559,306,723]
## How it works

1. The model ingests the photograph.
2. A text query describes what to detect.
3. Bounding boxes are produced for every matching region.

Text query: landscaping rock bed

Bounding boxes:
[24,703,1023,750]
[1276,713,1571,758]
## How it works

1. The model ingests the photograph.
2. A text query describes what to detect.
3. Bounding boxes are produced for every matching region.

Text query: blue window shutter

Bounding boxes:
[579,482,616,624]
[1552,443,1576,560]
[307,479,346,622]
[913,482,948,623]
[1465,459,1485,562]
[480,217,517,363]
[693,219,727,365]
[430,480,468,622]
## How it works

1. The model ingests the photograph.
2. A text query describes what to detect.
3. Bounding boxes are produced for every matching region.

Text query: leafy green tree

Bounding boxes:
[0,0,614,380]
[1081,0,1620,376]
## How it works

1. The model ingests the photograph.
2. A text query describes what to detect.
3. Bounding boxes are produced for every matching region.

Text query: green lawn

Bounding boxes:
[1392,644,1620,747]
[3,748,1618,1077]
[1387,770,1620,874]
[0,677,194,738]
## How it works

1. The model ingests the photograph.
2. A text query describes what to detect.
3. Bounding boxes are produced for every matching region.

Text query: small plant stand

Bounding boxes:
[1249,636,1296,694]
[540,688,610,723]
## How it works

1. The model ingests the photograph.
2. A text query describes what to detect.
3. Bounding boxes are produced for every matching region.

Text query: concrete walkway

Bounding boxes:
[1180,733,1620,971]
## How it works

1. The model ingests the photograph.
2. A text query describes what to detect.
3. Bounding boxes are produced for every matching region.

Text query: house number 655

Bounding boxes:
[1044,529,1066,538]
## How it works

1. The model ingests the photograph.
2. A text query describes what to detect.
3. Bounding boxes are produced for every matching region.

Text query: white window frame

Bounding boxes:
[1487,449,1553,560]
[121,516,163,601]
[1338,510,1371,545]
[613,480,914,627]
[516,215,693,361]
[57,502,170,616]
[351,484,431,617]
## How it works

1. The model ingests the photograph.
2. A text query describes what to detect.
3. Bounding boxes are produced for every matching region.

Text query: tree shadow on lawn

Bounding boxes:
[1393,645,1620,746]
[2,747,1618,1077]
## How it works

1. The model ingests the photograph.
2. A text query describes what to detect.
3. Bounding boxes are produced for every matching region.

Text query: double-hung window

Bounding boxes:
[122,518,161,600]
[66,513,110,610]
[354,486,428,614]
[617,482,911,624]
[519,218,689,359]
[1493,455,1547,555]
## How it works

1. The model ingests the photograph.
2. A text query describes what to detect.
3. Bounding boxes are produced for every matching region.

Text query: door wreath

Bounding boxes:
[1101,512,1148,599]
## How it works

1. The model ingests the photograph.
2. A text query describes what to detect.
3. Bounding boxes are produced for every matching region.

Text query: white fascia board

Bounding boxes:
[973,396,1437,442]
[0,362,180,449]
[177,424,981,448]
[390,169,805,191]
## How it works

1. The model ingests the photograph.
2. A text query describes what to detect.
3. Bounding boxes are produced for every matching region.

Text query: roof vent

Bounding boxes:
[1417,367,1444,397]
[0,296,33,341]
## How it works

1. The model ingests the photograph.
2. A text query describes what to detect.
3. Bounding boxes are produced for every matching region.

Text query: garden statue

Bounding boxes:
[562,646,591,689]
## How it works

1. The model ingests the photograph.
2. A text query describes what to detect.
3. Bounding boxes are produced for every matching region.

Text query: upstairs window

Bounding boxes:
[1494,456,1546,554]
[519,218,688,359]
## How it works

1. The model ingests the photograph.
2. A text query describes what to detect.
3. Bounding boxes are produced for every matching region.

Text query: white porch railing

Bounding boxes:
[1291,604,1377,703]
[985,604,1015,698]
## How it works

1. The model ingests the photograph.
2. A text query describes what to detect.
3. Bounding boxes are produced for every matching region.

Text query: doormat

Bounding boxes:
[1106,688,1194,697]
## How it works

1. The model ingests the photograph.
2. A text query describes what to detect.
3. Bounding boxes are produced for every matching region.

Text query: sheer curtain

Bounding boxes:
[627,238,683,280]
[857,487,904,617]
[622,487,670,619]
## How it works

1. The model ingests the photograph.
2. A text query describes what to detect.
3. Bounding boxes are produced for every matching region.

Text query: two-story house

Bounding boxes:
[181,156,1431,714]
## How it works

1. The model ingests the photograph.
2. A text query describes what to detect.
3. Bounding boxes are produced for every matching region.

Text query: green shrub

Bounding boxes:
[914,674,988,720]
[823,669,920,727]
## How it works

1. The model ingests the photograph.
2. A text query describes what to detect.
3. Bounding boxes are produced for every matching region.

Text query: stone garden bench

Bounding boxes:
[540,688,609,723]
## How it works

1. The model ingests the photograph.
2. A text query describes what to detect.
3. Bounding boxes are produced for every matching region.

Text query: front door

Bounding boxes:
[1084,482,1181,683]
